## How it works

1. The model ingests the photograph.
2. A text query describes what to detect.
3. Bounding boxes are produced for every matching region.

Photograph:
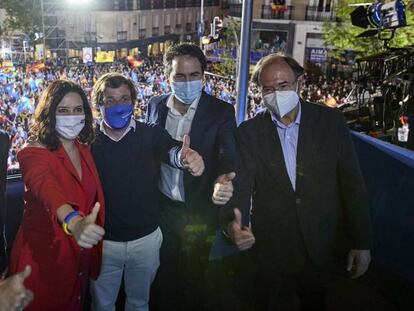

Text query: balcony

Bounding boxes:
[177,0,186,8]
[139,29,146,39]
[261,5,294,20]
[165,0,176,9]
[152,27,160,37]
[138,0,152,10]
[205,0,220,6]
[117,31,127,42]
[176,0,200,7]
[228,4,242,18]
[153,0,164,10]
[305,5,338,22]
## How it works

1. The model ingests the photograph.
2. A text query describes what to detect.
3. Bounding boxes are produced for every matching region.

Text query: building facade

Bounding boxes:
[53,0,221,58]
[225,0,338,68]
[0,5,28,63]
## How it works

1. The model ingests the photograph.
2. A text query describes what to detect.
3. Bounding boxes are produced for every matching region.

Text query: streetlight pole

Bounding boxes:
[23,40,27,63]
[235,0,253,124]
[199,0,204,48]
[40,0,46,59]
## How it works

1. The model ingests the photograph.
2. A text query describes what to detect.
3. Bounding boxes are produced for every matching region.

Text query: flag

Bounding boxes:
[127,56,144,68]
[96,52,115,63]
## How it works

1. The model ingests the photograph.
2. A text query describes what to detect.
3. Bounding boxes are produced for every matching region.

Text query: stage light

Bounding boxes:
[350,0,406,30]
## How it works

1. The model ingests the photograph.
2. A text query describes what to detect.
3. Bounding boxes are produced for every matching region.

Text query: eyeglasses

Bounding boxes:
[102,96,132,106]
[260,81,297,96]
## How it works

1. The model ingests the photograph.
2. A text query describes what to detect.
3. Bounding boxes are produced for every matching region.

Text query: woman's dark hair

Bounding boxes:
[92,72,137,107]
[164,43,207,76]
[30,80,94,150]
[251,54,305,86]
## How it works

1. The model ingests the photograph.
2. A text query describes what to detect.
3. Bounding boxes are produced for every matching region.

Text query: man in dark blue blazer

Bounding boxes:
[147,43,237,311]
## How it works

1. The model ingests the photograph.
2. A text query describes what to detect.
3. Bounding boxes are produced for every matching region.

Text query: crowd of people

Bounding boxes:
[0,57,239,172]
[0,55,356,172]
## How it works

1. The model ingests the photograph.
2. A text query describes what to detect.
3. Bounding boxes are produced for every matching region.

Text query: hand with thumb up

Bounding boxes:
[212,172,236,205]
[180,135,205,177]
[0,265,33,311]
[69,202,105,249]
[227,208,255,251]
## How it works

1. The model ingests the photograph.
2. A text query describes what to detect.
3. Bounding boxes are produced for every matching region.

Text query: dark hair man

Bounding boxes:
[147,43,238,311]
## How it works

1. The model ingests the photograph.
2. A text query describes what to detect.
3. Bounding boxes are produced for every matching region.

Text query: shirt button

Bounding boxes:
[79,272,84,276]
[77,295,82,300]
[296,198,302,205]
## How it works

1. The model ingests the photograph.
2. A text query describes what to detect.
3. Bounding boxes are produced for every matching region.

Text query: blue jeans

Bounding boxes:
[90,227,162,311]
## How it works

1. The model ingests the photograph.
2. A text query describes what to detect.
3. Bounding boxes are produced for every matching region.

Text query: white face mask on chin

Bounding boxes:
[55,115,85,140]
[263,90,299,119]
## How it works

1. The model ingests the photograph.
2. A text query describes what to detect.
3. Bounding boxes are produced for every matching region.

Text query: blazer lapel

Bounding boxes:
[76,141,99,187]
[260,113,295,196]
[157,96,170,128]
[295,102,315,193]
[189,91,212,151]
[55,145,81,182]
[77,141,105,225]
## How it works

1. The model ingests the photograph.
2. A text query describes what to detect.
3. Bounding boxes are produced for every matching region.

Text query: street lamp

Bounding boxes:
[40,0,46,59]
[199,0,205,48]
[22,34,30,63]
[66,0,91,5]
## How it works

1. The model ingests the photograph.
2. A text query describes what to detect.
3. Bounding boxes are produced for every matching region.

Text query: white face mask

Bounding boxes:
[171,80,203,105]
[55,115,85,140]
[263,90,299,119]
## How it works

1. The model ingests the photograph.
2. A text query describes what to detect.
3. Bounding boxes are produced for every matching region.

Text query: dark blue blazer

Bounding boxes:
[147,91,237,222]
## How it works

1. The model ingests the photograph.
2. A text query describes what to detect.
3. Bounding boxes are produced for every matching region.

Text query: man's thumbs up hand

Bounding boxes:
[70,203,105,249]
[212,172,236,205]
[180,135,191,159]
[180,135,205,177]
[227,208,255,251]
[0,266,33,311]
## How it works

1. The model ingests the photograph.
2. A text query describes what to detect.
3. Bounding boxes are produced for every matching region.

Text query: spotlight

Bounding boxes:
[350,0,406,30]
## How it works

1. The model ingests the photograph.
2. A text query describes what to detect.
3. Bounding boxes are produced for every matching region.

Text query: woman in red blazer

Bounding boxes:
[9,80,105,311]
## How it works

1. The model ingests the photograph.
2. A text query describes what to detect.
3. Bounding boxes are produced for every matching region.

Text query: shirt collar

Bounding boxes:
[167,92,201,115]
[271,102,302,129]
[99,117,136,141]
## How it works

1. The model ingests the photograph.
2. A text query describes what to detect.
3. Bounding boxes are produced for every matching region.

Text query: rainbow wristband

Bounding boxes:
[62,210,82,236]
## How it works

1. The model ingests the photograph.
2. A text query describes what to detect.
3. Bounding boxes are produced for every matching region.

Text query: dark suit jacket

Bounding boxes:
[222,101,371,273]
[0,130,9,273]
[147,91,237,224]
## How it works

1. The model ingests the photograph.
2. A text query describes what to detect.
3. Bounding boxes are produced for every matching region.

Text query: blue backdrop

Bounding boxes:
[352,132,414,284]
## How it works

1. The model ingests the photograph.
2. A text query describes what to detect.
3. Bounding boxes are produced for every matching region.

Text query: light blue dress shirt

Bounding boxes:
[270,104,301,191]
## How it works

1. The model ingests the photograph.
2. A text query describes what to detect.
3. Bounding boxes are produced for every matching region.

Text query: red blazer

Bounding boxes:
[9,141,105,311]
